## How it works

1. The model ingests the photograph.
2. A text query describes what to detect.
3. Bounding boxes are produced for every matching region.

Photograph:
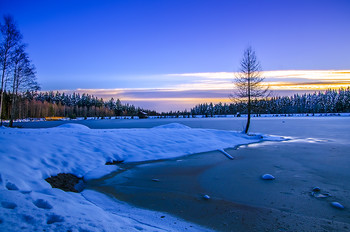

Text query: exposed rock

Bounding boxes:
[45,173,84,192]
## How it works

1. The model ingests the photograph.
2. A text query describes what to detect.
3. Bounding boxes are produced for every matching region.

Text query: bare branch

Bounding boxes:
[233,46,268,133]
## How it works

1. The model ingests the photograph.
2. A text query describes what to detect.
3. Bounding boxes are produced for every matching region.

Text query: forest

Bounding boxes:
[0,88,349,121]
[0,15,155,122]
[0,91,157,120]
[190,88,350,116]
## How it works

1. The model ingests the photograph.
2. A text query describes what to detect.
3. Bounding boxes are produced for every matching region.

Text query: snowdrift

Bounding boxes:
[0,123,283,231]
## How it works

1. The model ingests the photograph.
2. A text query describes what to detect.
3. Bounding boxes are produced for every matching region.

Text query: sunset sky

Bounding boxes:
[1,0,350,111]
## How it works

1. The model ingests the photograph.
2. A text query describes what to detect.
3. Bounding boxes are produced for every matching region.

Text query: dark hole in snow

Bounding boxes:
[6,182,19,190]
[33,199,52,209]
[1,201,17,209]
[47,214,64,224]
[105,160,124,165]
[161,216,165,218]
[45,173,85,192]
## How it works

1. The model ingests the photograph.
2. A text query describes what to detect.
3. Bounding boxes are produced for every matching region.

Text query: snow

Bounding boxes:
[55,123,90,129]
[153,123,191,129]
[0,123,283,231]
[217,149,234,160]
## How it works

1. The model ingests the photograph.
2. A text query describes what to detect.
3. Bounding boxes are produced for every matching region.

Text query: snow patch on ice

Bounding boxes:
[153,123,191,129]
[55,123,90,130]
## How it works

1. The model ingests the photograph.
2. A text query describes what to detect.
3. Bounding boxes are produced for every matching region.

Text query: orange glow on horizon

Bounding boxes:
[121,97,233,103]
[50,70,350,107]
[266,82,350,90]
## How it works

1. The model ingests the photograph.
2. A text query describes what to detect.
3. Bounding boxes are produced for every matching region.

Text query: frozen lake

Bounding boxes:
[85,116,350,231]
[13,116,350,142]
[12,117,350,231]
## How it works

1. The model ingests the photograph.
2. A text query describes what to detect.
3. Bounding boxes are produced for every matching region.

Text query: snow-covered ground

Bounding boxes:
[0,123,282,231]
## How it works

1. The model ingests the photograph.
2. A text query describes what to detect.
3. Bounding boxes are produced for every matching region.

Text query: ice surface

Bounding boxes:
[0,123,282,231]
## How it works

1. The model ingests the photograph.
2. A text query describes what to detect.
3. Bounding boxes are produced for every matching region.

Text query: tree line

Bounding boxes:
[2,88,349,121]
[0,90,157,120]
[0,15,157,122]
[190,88,350,116]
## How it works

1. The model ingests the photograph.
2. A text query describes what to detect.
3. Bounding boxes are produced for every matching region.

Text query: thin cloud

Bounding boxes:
[47,70,350,111]
[168,70,350,90]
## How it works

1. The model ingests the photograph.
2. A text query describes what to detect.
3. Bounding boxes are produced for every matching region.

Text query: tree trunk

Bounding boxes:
[244,70,251,134]
[245,99,251,134]
[9,68,18,127]
[0,63,7,126]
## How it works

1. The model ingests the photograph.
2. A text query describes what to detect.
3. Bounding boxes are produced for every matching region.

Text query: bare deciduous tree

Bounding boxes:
[9,45,39,127]
[234,46,268,134]
[0,15,22,125]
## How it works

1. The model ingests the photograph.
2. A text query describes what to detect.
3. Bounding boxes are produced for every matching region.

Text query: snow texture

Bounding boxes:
[0,123,282,231]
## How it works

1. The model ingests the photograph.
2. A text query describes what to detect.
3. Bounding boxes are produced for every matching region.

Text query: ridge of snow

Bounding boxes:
[0,123,283,231]
[55,123,90,130]
[152,123,191,129]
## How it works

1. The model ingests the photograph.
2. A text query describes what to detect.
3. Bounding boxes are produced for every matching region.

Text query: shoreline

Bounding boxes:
[7,113,350,129]
[88,140,350,231]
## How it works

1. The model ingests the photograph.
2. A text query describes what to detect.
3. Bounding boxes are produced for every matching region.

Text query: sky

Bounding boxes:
[1,0,350,111]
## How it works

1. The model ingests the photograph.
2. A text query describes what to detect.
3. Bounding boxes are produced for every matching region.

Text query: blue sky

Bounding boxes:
[1,0,350,111]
